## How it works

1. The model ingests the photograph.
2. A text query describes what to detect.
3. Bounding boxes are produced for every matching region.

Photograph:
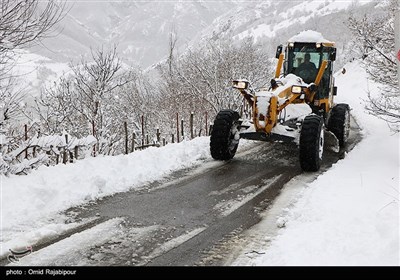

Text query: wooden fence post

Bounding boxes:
[63,134,68,164]
[24,124,28,159]
[176,113,180,143]
[33,128,39,158]
[124,121,128,155]
[181,119,184,139]
[74,146,79,160]
[205,112,208,136]
[141,115,145,146]
[162,138,166,146]
[172,134,175,143]
[92,119,96,157]
[156,128,160,143]
[190,112,194,139]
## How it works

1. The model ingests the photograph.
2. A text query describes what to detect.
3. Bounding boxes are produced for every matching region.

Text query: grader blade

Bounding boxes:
[240,132,295,143]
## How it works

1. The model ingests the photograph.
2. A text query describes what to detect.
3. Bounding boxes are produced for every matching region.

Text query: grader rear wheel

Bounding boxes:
[328,103,350,147]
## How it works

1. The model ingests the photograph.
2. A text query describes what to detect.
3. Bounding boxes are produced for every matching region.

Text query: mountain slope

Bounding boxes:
[27,0,378,74]
[30,0,244,67]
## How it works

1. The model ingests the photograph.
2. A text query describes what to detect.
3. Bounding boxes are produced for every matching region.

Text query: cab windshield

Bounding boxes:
[286,43,330,81]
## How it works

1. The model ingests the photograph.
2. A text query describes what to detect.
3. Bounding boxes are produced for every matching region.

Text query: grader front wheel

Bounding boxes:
[299,115,324,172]
[210,110,240,160]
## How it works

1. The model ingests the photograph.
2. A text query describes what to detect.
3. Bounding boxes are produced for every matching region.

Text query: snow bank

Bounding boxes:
[0,137,211,256]
[11,218,125,266]
[237,61,399,266]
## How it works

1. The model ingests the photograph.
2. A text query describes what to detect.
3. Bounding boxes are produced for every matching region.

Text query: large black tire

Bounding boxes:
[299,115,324,172]
[210,110,240,160]
[327,103,350,147]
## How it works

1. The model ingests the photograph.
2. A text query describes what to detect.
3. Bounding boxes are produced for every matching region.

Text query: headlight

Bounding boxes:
[291,85,303,94]
[232,80,248,89]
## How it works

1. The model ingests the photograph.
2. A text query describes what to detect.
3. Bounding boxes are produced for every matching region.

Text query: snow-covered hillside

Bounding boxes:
[31,0,243,68]
[8,49,70,100]
[30,0,377,69]
[189,0,376,69]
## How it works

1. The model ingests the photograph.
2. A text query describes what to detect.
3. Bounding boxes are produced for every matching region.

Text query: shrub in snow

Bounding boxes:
[0,131,97,176]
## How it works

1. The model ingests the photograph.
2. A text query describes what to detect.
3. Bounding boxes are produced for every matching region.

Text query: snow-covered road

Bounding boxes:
[3,117,361,266]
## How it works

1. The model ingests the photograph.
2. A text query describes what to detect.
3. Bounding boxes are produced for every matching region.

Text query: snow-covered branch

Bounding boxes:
[348,0,400,132]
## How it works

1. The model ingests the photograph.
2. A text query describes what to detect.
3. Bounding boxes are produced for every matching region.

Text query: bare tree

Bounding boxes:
[35,47,158,155]
[157,37,273,137]
[348,0,400,132]
[168,26,178,75]
[36,46,128,154]
[0,1,67,175]
[0,0,66,148]
[35,76,81,136]
[0,78,26,124]
[0,0,66,77]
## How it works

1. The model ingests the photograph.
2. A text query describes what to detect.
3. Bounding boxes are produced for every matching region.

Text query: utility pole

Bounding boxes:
[396,0,400,88]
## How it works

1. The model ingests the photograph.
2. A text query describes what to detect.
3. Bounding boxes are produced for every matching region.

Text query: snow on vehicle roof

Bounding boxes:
[288,30,334,44]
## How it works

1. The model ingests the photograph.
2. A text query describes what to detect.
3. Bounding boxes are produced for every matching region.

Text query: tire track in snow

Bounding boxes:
[137,227,207,265]
[213,175,283,217]
[7,218,125,266]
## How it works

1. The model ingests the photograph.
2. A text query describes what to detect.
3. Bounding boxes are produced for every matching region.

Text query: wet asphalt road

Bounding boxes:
[2,118,361,266]
[76,142,301,266]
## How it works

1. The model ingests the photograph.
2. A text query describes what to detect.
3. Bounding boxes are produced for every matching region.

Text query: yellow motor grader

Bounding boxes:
[210,32,350,171]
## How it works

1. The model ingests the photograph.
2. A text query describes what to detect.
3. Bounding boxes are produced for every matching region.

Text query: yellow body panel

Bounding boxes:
[275,53,284,79]
[265,96,278,133]
[253,96,259,130]
[277,86,292,99]
[322,42,335,47]
[314,60,327,86]
[278,93,302,112]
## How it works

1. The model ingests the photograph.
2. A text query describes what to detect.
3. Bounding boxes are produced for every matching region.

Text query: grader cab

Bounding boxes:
[210,31,350,171]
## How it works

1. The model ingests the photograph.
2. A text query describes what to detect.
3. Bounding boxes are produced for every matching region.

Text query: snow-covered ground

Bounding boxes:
[0,137,215,258]
[231,61,399,266]
[1,61,398,265]
[11,49,70,98]
[235,0,350,41]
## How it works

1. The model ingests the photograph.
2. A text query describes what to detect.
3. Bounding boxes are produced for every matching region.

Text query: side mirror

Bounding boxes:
[275,45,283,59]
[330,49,336,61]
[333,86,337,96]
